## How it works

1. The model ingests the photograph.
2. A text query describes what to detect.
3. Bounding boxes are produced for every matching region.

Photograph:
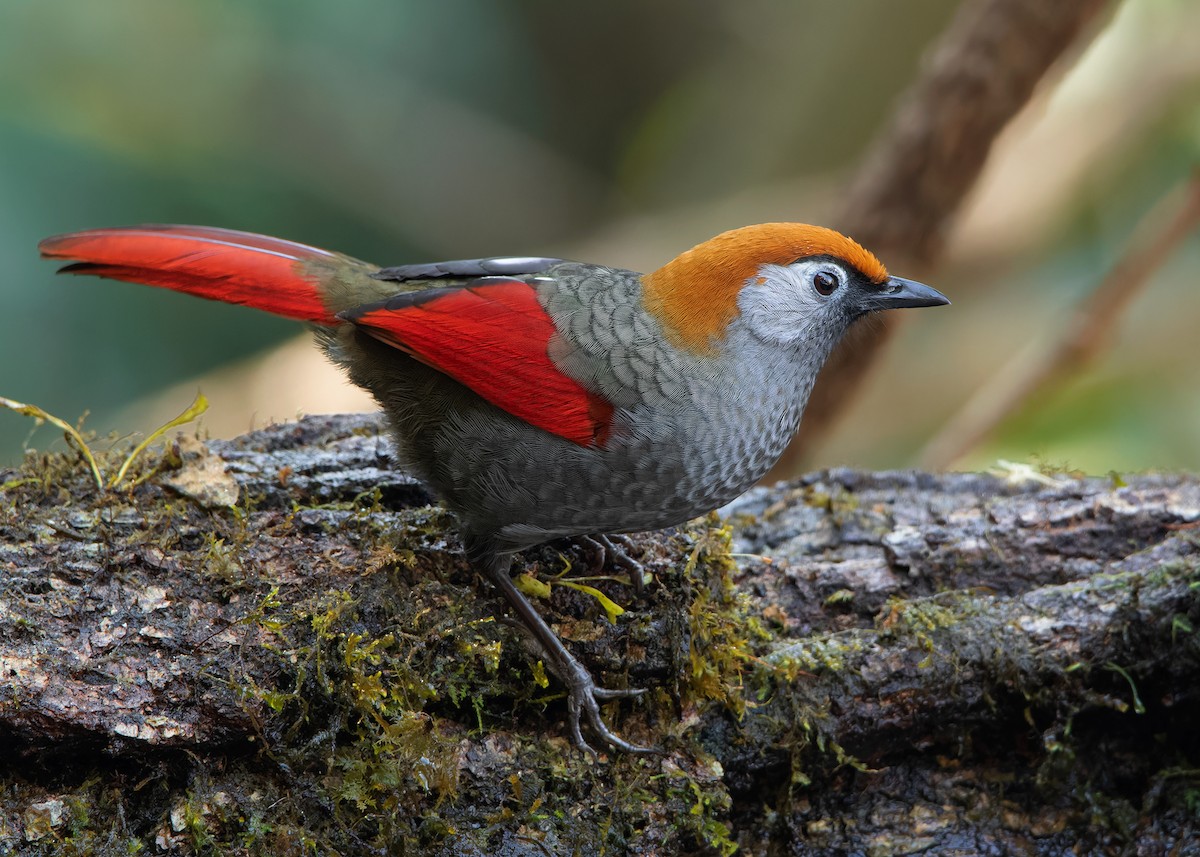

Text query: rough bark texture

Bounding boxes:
[1,413,1197,855]
[776,0,1114,474]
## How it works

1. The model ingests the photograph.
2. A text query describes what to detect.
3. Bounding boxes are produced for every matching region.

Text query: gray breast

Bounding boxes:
[493,322,820,547]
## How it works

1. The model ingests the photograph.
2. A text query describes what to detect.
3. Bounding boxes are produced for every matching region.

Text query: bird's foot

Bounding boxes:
[559,658,655,756]
[476,542,656,754]
[576,533,648,594]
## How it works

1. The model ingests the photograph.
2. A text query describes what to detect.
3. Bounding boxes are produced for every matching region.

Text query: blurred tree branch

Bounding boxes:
[772,0,1113,476]
[918,172,1200,468]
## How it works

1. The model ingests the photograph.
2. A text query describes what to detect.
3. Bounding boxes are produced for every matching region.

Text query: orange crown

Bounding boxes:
[641,223,887,353]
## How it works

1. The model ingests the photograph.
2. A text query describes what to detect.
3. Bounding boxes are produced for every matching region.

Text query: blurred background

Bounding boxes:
[1,0,1197,473]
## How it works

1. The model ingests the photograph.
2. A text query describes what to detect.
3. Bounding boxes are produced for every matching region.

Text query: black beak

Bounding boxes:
[867,276,950,310]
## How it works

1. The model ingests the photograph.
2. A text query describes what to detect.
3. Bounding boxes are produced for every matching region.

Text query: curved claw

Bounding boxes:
[564,664,657,756]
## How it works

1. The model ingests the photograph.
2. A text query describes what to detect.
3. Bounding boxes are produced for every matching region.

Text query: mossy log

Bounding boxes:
[1,413,1197,855]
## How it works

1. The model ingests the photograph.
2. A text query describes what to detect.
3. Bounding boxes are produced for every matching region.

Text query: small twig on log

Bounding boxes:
[771,0,1112,477]
[919,171,1200,469]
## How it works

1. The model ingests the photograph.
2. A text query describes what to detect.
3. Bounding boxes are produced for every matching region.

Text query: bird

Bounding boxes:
[39,222,949,754]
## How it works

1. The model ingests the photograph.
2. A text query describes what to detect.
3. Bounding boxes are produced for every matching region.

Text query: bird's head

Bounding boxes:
[641,223,948,353]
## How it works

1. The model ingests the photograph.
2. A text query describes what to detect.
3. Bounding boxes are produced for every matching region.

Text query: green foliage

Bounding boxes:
[0,393,208,491]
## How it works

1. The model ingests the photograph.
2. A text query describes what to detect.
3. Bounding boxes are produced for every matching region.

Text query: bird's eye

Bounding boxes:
[812,271,839,296]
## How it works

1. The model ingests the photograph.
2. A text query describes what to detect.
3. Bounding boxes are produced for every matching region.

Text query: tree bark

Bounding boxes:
[1,414,1196,854]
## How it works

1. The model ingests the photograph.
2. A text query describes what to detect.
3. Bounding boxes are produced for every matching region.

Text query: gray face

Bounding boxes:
[736,256,867,348]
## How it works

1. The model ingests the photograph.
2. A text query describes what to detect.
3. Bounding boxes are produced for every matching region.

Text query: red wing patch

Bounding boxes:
[344,278,614,448]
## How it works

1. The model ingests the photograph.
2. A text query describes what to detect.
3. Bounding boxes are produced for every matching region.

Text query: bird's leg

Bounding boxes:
[576,533,647,595]
[473,546,654,755]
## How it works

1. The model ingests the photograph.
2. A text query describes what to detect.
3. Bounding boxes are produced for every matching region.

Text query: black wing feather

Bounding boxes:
[373,256,563,283]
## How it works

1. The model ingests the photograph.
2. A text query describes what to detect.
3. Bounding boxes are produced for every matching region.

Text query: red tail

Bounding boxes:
[39,224,345,325]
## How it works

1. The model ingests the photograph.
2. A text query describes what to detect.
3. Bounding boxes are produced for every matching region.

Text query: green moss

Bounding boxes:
[682,515,772,719]
[768,632,868,679]
[879,595,961,646]
[824,588,855,607]
[200,534,243,584]
[661,754,737,856]
[802,483,860,523]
